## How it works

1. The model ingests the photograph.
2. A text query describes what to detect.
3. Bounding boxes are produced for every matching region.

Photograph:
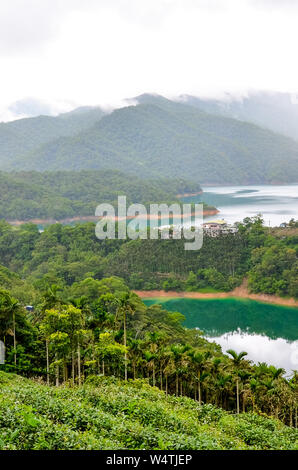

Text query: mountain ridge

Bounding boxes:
[1,94,298,184]
[179,91,298,141]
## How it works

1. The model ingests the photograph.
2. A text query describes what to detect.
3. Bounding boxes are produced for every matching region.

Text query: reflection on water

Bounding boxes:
[145,298,298,340]
[144,298,298,373]
[183,184,298,226]
[208,330,298,374]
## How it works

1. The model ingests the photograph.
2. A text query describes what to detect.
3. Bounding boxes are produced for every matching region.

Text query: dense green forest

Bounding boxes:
[0,216,296,299]
[0,170,207,221]
[0,217,297,449]
[103,218,298,298]
[0,106,105,164]
[0,275,297,433]
[1,96,298,183]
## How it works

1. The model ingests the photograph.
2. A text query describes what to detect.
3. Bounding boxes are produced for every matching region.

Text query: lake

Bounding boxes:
[183,184,298,226]
[144,298,298,375]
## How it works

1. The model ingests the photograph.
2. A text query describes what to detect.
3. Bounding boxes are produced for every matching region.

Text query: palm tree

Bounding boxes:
[267,366,286,419]
[188,350,211,404]
[289,372,298,428]
[128,338,143,380]
[144,331,167,388]
[215,373,232,408]
[157,342,170,391]
[249,378,260,412]
[91,293,117,335]
[170,344,190,395]
[238,370,251,412]
[269,366,285,381]
[39,285,63,384]
[70,296,92,322]
[209,357,226,405]
[10,297,19,368]
[144,350,158,386]
[40,284,63,314]
[116,292,137,380]
[0,289,19,368]
[227,349,248,414]
[162,347,175,395]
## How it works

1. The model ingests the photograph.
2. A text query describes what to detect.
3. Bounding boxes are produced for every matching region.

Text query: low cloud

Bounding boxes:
[249,0,298,9]
[1,0,298,115]
[0,0,100,54]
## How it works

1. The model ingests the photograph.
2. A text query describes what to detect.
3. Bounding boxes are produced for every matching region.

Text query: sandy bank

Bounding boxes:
[176,191,203,198]
[8,209,219,226]
[134,285,298,308]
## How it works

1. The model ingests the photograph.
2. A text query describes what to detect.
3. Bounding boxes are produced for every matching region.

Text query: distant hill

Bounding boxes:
[0,106,106,167]
[0,170,204,221]
[1,94,298,184]
[180,91,298,141]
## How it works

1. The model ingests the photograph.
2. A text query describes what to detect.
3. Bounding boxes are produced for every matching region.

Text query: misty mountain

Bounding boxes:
[8,98,56,119]
[179,91,298,141]
[1,94,298,184]
[0,106,106,165]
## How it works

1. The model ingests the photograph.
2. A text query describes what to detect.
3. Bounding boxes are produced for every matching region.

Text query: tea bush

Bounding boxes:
[0,371,297,450]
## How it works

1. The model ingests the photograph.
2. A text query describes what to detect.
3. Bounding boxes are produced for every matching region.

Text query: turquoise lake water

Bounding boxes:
[144,297,298,374]
[183,184,298,226]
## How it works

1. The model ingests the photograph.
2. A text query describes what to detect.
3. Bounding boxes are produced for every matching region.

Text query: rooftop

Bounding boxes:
[203,219,227,225]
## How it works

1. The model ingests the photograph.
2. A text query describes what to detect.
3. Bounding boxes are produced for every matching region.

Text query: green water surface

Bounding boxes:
[144,297,298,341]
[144,298,298,371]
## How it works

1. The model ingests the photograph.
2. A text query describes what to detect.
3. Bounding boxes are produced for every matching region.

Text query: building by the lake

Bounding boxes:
[203,219,238,237]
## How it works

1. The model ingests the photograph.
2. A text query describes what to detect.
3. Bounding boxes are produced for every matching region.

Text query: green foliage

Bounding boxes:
[248,243,298,297]
[0,216,296,298]
[185,268,241,292]
[0,170,203,221]
[0,106,105,169]
[2,97,298,184]
[0,372,296,450]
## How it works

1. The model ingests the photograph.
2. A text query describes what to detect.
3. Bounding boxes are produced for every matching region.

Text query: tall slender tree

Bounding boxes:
[227,349,248,414]
[116,292,137,380]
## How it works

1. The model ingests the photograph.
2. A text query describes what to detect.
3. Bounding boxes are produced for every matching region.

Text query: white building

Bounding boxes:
[203,219,238,237]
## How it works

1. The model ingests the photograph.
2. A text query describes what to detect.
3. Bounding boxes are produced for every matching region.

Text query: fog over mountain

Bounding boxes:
[1,93,298,185]
[2,1,298,114]
[178,91,298,141]
[4,90,298,143]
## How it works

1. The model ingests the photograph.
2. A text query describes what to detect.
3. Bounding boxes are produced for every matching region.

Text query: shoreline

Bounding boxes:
[7,209,219,227]
[176,191,203,198]
[134,285,298,308]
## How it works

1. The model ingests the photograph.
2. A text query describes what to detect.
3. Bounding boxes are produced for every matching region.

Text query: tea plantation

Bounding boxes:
[0,372,297,450]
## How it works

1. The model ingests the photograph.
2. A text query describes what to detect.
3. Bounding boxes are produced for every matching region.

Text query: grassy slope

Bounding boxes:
[0,372,297,450]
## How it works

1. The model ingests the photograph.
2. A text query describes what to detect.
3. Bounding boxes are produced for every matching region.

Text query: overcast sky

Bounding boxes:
[1,0,298,120]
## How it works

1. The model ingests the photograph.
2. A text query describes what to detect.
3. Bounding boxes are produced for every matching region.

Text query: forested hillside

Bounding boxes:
[0,106,105,166]
[0,273,297,434]
[1,96,298,184]
[0,218,297,448]
[0,170,205,221]
[101,222,298,298]
[0,216,296,304]
[180,91,298,141]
